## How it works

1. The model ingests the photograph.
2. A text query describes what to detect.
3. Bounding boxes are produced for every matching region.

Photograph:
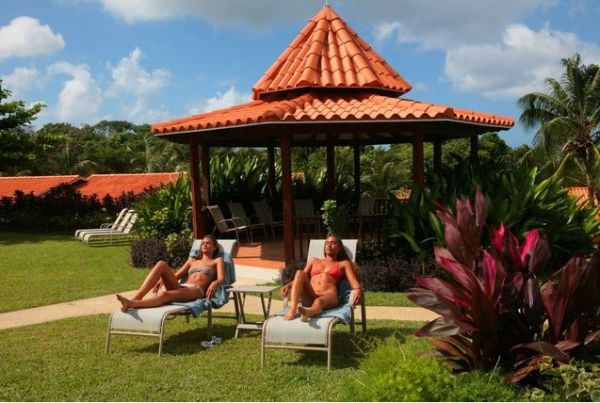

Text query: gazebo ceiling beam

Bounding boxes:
[162,120,500,148]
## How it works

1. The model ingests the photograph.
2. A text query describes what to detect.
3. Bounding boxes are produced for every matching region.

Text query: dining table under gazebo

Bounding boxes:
[151,5,514,264]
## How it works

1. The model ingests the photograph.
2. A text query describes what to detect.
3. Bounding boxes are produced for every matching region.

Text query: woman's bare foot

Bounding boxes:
[116,294,133,312]
[282,309,297,320]
[298,306,309,322]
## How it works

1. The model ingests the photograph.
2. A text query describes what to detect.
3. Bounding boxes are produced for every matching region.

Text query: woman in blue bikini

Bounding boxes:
[281,234,362,321]
[116,235,225,311]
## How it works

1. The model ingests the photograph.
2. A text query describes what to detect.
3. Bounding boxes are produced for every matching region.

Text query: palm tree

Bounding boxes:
[518,54,600,205]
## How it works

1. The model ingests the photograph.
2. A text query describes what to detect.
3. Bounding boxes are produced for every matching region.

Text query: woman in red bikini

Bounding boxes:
[281,234,362,321]
[116,235,225,311]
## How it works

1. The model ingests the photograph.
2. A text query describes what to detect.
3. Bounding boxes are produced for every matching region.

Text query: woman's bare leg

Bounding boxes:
[298,292,338,321]
[283,270,314,320]
[117,288,202,311]
[132,261,180,300]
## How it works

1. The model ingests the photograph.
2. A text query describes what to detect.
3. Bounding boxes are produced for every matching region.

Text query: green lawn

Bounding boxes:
[0,231,146,312]
[0,315,420,401]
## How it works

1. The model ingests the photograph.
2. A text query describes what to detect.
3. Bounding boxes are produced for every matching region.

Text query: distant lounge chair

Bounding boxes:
[261,239,366,370]
[252,200,283,239]
[106,239,237,355]
[82,212,138,246]
[207,205,251,244]
[74,208,130,240]
[227,202,267,240]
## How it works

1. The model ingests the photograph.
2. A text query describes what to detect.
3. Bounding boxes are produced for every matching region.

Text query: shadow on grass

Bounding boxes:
[262,324,418,370]
[117,323,238,356]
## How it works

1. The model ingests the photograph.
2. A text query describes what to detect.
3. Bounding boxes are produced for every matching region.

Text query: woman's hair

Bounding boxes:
[324,234,349,261]
[202,234,219,258]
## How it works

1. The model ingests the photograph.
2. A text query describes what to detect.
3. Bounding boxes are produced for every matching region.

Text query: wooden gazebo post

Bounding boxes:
[433,140,442,176]
[280,136,294,263]
[412,134,425,185]
[267,145,276,203]
[189,141,203,239]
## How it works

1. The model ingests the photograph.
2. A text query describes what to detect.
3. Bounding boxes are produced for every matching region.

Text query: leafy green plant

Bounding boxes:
[341,337,454,401]
[408,188,600,385]
[386,186,444,261]
[135,175,192,239]
[521,357,600,401]
[321,199,350,236]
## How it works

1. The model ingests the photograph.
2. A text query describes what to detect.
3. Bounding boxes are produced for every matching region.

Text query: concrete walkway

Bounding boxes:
[0,264,438,330]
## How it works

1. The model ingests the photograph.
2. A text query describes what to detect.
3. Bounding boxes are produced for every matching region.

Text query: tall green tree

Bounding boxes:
[518,54,600,204]
[0,80,45,175]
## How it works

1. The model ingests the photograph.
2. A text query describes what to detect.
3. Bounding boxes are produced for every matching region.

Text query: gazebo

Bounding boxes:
[151,5,514,263]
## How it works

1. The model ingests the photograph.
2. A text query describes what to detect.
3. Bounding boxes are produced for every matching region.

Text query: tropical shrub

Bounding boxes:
[321,199,350,237]
[386,186,444,261]
[341,337,520,401]
[135,175,192,239]
[408,188,600,385]
[209,153,270,207]
[130,234,192,268]
[0,184,139,232]
[359,255,439,292]
[130,238,168,268]
[341,337,453,401]
[387,160,600,271]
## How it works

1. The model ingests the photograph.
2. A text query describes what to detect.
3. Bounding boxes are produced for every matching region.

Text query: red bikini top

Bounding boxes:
[310,259,343,281]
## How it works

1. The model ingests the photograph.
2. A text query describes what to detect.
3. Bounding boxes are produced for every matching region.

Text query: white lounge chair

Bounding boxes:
[261,239,366,370]
[82,212,138,246]
[74,208,131,240]
[106,239,237,355]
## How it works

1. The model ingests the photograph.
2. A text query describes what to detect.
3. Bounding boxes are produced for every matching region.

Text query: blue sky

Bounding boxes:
[1,0,600,146]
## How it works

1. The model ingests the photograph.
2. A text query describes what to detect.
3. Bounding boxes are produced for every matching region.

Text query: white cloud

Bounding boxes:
[187,86,252,114]
[97,0,314,27]
[107,48,170,123]
[47,61,102,122]
[0,17,65,60]
[444,24,600,99]
[2,67,41,97]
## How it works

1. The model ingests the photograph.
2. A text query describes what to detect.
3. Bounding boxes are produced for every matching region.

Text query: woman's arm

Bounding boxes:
[343,261,363,306]
[206,257,225,299]
[174,258,193,280]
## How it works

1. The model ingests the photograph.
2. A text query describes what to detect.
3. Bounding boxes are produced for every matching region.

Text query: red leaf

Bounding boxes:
[416,276,471,309]
[416,317,461,337]
[511,341,570,363]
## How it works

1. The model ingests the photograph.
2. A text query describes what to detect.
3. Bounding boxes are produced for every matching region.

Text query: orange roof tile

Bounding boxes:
[0,175,83,199]
[253,6,411,100]
[152,92,514,134]
[74,173,181,199]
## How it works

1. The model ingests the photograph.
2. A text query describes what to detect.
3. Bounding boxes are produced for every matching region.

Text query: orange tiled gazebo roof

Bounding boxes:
[152,5,513,140]
[153,92,513,137]
[252,5,412,100]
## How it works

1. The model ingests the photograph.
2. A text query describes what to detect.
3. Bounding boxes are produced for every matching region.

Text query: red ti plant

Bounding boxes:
[508,251,600,383]
[408,188,552,371]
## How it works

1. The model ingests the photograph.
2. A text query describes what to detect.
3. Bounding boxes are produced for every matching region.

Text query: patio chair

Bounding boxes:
[106,239,237,355]
[252,200,283,239]
[207,205,252,244]
[74,209,132,241]
[261,239,366,370]
[352,196,376,239]
[82,212,138,246]
[227,202,267,240]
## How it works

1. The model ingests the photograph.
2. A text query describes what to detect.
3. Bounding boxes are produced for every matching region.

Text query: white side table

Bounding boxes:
[229,285,280,338]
